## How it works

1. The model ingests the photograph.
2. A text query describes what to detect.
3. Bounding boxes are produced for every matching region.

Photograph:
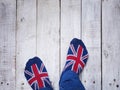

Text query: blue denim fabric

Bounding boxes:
[59,70,85,90]
[40,87,53,90]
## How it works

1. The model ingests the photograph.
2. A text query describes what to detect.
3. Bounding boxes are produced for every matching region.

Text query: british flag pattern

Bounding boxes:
[63,38,88,74]
[24,57,52,90]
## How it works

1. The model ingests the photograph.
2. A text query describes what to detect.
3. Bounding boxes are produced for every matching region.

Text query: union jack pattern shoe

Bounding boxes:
[63,38,88,75]
[59,38,88,90]
[24,57,53,90]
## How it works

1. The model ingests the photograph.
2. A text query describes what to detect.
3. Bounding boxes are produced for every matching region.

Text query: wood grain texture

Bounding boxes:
[81,0,101,90]
[0,0,16,90]
[0,0,120,90]
[60,0,81,73]
[16,0,36,90]
[102,0,120,90]
[37,0,60,89]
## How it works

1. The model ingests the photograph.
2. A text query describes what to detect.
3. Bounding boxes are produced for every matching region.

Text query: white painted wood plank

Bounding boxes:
[16,0,36,90]
[61,0,81,73]
[37,0,59,89]
[81,0,101,90]
[0,0,16,90]
[102,0,120,90]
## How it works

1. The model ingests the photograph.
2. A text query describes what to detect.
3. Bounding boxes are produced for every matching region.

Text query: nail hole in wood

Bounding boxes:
[109,83,112,86]
[21,83,24,85]
[104,50,109,58]
[93,81,95,84]
[1,82,3,84]
[7,83,9,85]
[113,79,116,82]
[21,17,25,22]
[116,84,119,88]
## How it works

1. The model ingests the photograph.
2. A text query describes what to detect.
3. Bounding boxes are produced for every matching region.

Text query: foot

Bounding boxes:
[24,57,53,90]
[63,38,89,75]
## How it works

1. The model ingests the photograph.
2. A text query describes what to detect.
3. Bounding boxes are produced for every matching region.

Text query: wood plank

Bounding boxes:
[16,0,36,89]
[81,0,101,90]
[37,0,59,89]
[0,0,16,90]
[102,0,120,90]
[61,0,81,73]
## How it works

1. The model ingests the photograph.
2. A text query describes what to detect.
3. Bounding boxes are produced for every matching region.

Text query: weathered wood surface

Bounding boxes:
[0,0,120,90]
[37,0,60,89]
[16,0,36,89]
[102,0,120,90]
[0,0,16,90]
[60,0,82,81]
[81,0,101,90]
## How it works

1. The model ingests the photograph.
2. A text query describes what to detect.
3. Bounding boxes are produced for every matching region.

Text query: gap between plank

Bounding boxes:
[15,0,18,89]
[36,0,38,55]
[59,0,61,76]
[81,0,82,39]
[100,0,103,90]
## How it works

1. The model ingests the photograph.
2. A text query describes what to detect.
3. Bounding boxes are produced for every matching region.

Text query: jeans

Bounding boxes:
[40,70,85,90]
[59,70,85,90]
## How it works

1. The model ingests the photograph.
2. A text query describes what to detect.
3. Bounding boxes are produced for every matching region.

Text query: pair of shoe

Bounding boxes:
[24,38,89,90]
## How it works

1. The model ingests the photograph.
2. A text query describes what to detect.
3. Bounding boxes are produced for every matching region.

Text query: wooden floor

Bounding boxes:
[0,0,120,90]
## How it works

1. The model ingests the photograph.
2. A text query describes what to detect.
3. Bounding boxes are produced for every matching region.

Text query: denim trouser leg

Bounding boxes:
[59,70,85,90]
[40,87,53,90]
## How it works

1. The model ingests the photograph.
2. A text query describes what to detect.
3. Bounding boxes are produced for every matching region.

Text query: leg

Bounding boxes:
[59,38,89,90]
